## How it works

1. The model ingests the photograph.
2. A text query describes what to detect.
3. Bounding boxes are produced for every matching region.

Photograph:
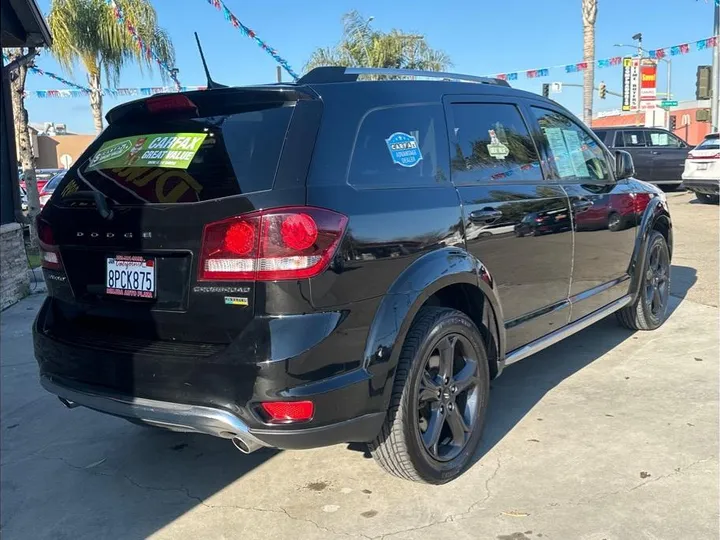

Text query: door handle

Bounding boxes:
[651,151,660,155]
[469,210,503,223]
[572,199,593,212]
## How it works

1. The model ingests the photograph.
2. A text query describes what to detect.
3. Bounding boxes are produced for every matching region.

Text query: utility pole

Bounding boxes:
[276,65,282,83]
[712,1,719,131]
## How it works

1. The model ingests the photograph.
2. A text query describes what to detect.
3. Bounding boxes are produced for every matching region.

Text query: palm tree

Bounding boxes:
[48,0,175,133]
[581,0,598,125]
[305,10,451,76]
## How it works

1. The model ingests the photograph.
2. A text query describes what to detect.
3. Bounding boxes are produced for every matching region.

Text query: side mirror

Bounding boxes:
[615,150,635,180]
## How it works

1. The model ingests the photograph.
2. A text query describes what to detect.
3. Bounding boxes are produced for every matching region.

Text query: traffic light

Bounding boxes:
[696,66,712,100]
[599,82,607,99]
[542,83,549,98]
[669,115,677,131]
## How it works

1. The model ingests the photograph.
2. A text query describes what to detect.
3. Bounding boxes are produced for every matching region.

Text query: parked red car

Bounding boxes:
[19,168,63,194]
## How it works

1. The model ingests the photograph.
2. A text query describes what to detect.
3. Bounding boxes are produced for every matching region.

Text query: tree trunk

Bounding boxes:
[8,50,39,248]
[581,0,597,126]
[88,71,104,134]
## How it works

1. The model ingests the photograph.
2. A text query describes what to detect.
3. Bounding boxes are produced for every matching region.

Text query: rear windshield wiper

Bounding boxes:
[64,191,114,220]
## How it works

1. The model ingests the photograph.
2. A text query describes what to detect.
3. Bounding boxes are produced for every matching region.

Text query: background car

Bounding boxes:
[592,127,690,190]
[39,170,66,209]
[681,132,719,204]
[19,168,64,193]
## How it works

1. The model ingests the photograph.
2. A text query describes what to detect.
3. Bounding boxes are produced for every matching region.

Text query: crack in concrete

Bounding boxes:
[376,458,503,540]
[561,456,716,509]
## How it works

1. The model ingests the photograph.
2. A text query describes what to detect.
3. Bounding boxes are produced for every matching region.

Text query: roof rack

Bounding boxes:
[296,66,510,87]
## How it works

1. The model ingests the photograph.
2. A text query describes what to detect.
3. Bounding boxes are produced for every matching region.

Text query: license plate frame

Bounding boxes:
[106,255,156,299]
[697,163,708,170]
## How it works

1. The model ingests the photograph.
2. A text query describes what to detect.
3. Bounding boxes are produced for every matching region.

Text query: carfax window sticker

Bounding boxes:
[385,132,423,168]
[88,133,208,171]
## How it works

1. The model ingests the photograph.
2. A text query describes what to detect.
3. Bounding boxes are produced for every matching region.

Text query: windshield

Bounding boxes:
[45,172,66,191]
[696,135,720,151]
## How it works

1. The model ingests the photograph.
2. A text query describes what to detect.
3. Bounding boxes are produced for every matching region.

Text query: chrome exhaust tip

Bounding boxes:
[58,397,79,409]
[232,435,262,454]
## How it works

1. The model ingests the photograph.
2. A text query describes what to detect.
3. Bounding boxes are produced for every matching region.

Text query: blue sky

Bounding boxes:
[25,0,717,134]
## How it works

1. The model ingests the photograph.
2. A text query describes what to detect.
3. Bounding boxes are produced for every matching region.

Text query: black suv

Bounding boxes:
[34,67,673,484]
[592,126,690,189]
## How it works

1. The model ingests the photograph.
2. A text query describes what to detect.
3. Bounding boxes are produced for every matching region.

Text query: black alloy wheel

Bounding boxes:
[369,307,490,484]
[417,334,479,462]
[644,240,670,318]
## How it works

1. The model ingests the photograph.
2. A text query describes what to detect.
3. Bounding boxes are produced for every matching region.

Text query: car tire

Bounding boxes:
[660,183,682,192]
[697,193,720,204]
[616,231,671,331]
[369,307,490,484]
[607,212,623,232]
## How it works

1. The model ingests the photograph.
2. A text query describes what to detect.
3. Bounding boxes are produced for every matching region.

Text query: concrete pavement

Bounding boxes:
[1,193,717,540]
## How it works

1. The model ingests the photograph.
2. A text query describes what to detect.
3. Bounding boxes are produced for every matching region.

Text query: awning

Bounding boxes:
[0,0,52,48]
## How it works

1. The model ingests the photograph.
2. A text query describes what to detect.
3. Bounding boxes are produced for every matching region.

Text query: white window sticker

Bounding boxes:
[561,129,590,178]
[487,129,510,160]
[543,127,575,178]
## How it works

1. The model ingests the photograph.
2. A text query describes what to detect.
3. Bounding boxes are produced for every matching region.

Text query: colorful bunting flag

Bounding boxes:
[105,0,181,89]
[202,0,299,81]
[494,35,717,81]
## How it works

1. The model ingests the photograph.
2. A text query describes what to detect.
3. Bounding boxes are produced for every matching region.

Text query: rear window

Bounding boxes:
[348,104,448,188]
[592,129,608,142]
[696,135,720,150]
[56,103,294,205]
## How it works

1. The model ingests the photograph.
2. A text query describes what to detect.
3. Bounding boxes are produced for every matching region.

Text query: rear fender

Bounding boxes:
[628,196,673,301]
[362,247,505,410]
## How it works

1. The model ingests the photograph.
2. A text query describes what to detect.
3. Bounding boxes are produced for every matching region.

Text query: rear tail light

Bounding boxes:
[688,152,720,159]
[146,94,197,114]
[634,193,651,214]
[198,207,348,281]
[261,401,314,423]
[36,218,62,271]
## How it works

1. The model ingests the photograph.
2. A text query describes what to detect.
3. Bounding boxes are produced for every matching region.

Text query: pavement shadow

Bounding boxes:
[670,265,698,300]
[472,293,685,466]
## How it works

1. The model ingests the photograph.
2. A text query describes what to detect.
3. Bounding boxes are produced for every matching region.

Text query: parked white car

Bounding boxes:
[681,133,719,204]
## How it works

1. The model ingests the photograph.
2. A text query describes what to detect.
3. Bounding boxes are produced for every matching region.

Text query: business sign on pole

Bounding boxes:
[622,57,640,112]
[622,57,631,111]
[640,60,657,102]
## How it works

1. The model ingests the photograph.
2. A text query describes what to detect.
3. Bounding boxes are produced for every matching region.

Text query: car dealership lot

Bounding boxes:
[1,191,717,540]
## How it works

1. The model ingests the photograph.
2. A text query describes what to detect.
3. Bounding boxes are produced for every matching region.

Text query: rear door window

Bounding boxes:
[620,130,647,148]
[448,103,541,184]
[348,104,448,188]
[57,104,294,205]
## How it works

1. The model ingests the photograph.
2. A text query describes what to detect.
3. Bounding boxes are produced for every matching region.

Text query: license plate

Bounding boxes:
[697,163,708,170]
[106,255,155,298]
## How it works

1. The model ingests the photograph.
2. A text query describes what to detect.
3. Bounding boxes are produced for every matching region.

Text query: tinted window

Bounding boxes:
[592,129,608,142]
[531,107,611,183]
[449,103,541,185]
[696,135,720,150]
[348,104,447,188]
[620,130,647,148]
[646,130,684,148]
[56,104,294,205]
[45,172,66,191]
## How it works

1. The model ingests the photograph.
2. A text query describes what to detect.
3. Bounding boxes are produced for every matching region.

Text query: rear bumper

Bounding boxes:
[40,374,385,450]
[34,296,388,448]
[681,179,720,195]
